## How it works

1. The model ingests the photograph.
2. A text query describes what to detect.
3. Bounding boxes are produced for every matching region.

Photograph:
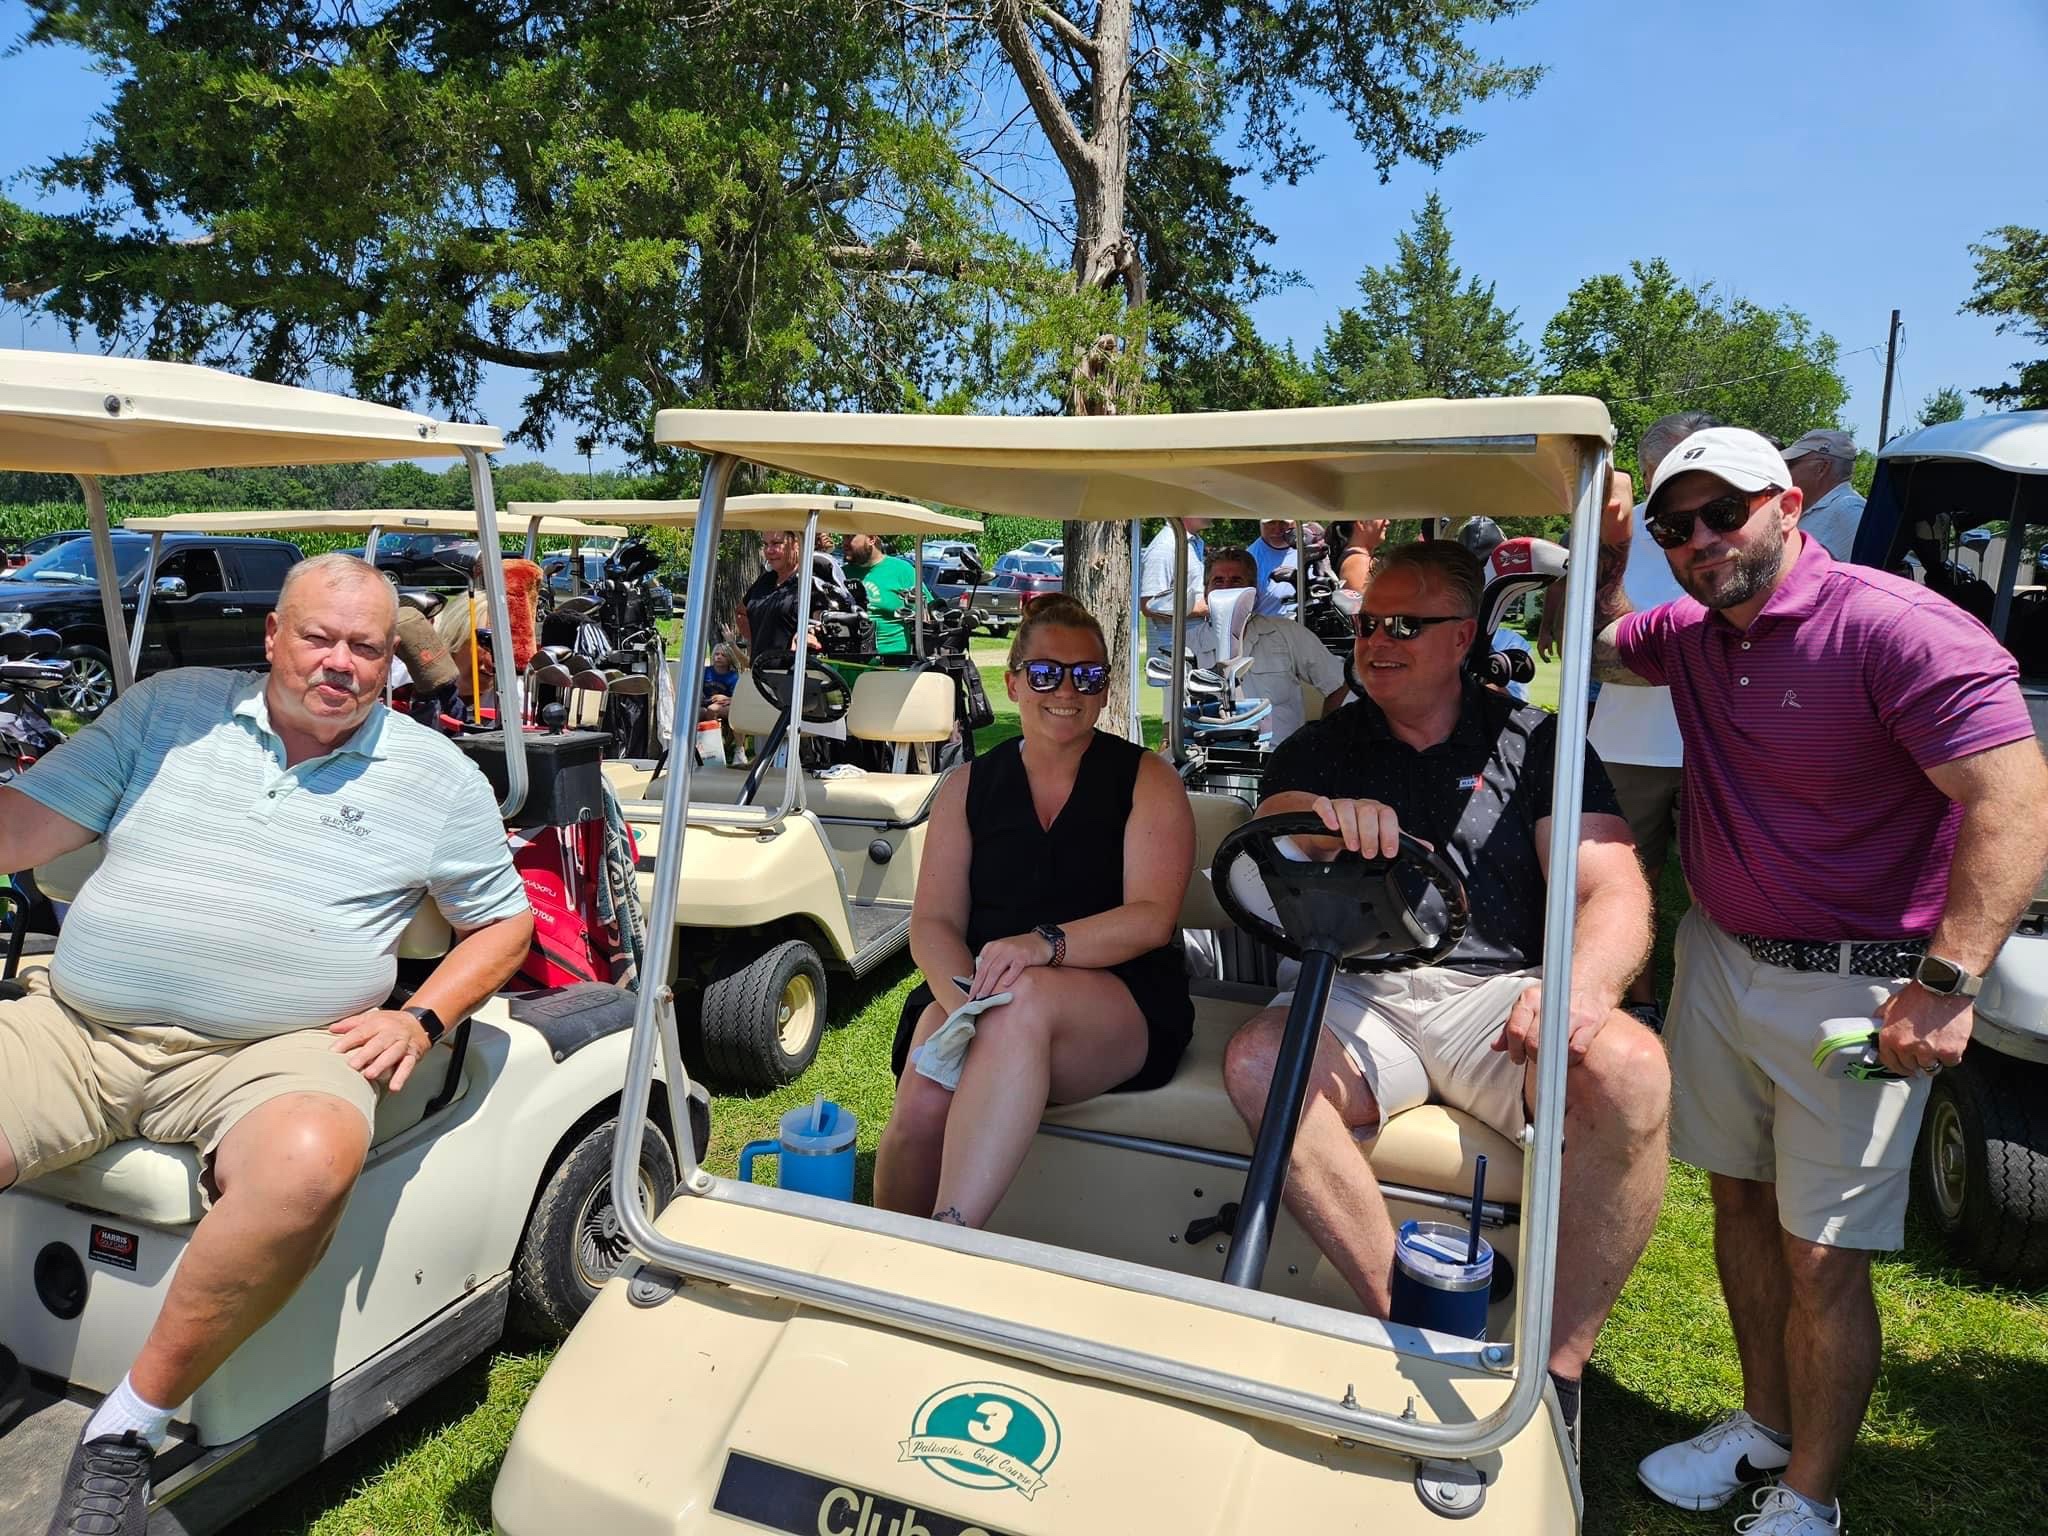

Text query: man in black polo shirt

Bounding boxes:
[1222,539,1669,1444]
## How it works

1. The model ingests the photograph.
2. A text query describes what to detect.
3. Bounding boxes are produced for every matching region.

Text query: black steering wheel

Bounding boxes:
[1210,811,1469,970]
[752,657,852,725]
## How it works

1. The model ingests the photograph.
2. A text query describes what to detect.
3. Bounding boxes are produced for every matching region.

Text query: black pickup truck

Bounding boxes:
[0,532,303,718]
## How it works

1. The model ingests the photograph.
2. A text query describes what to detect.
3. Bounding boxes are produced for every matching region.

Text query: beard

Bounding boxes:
[1678,521,1784,611]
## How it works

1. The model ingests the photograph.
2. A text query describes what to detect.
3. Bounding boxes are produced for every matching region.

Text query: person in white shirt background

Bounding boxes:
[1587,409,1719,1031]
[1249,519,1301,616]
[1140,516,1214,668]
[1781,428,1866,561]
[1204,547,1350,744]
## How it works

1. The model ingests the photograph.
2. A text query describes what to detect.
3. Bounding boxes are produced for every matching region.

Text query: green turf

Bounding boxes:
[229,653,2048,1534]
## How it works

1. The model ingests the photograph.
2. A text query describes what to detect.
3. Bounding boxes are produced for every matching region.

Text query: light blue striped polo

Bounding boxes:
[11,669,528,1040]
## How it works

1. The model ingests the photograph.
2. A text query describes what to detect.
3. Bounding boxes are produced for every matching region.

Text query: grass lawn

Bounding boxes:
[230,647,2047,1535]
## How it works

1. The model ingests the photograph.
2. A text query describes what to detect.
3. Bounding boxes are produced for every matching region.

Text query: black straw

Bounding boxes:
[1466,1154,1488,1266]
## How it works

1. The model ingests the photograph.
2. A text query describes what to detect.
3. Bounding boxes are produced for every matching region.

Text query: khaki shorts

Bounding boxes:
[1274,965,1539,1141]
[0,967,377,1199]
[1668,909,1925,1249]
[1605,762,1683,871]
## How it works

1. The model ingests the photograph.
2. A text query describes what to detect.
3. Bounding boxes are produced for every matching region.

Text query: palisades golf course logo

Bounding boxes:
[900,1382,1060,1499]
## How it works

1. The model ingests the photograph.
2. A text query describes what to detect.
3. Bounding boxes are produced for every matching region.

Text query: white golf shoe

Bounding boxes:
[1733,1484,1842,1534]
[1637,1409,1791,1510]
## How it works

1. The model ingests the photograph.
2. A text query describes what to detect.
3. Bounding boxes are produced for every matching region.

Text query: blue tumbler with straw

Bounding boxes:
[1389,1154,1494,1339]
[737,1097,858,1201]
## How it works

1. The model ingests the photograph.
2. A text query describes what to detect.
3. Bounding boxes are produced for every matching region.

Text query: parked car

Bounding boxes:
[2,528,90,568]
[994,546,1064,576]
[994,563,1063,597]
[0,531,302,718]
[1018,537,1063,559]
[357,529,478,585]
[919,538,980,569]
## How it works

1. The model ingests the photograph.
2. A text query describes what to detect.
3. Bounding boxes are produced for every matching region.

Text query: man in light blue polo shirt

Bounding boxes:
[0,553,532,1531]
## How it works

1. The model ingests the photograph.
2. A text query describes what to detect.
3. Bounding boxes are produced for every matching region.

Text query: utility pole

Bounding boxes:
[1877,308,1901,445]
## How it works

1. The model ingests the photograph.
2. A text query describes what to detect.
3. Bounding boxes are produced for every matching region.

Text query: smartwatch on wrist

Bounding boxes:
[1912,954,1982,999]
[403,1005,448,1045]
[1035,924,1067,968]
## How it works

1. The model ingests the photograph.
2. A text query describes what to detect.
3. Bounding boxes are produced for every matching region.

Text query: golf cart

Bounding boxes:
[493,397,1616,1535]
[1858,411,2048,1285]
[530,495,986,1091]
[0,349,706,1534]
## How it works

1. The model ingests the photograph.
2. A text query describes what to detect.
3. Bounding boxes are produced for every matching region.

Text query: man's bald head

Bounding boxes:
[276,552,399,636]
[265,554,399,744]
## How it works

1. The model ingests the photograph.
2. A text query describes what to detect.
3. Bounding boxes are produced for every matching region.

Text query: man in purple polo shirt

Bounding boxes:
[1589,427,2048,1536]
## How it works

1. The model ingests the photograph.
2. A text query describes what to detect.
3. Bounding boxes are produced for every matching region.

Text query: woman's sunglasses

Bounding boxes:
[1646,489,1775,550]
[1355,613,1464,641]
[1015,659,1110,695]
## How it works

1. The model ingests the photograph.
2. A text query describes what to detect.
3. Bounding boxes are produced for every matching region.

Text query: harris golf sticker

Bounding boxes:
[901,1382,1060,1499]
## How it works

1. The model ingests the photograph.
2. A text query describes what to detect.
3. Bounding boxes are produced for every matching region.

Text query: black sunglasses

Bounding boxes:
[1355,613,1465,641]
[1646,488,1777,550]
[1014,658,1110,695]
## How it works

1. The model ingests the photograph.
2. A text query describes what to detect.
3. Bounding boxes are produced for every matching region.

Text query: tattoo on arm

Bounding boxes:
[933,1206,969,1226]
[1591,620,1648,685]
[1584,539,1646,685]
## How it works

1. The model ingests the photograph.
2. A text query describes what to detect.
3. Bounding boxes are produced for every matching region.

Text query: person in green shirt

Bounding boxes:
[844,533,933,656]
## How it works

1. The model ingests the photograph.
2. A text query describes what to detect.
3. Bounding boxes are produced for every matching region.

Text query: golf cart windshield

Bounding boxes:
[610,399,1615,1462]
[1860,411,2048,681]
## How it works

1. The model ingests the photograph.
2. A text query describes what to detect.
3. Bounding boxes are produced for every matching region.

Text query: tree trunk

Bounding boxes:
[991,0,1145,739]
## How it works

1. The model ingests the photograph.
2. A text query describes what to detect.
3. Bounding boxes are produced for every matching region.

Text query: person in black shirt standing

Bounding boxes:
[1222,538,1667,1446]
[736,528,810,662]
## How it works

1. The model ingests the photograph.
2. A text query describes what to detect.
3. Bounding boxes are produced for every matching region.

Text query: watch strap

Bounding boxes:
[1036,924,1067,968]
[1914,954,1982,999]
[404,1005,448,1045]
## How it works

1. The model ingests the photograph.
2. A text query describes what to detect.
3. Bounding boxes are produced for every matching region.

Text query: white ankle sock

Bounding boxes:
[1783,1486,1839,1524]
[82,1372,174,1450]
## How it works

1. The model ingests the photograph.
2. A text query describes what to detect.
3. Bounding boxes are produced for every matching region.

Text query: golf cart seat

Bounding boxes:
[17,869,471,1226]
[647,674,785,804]
[803,669,952,823]
[1037,789,1524,1201]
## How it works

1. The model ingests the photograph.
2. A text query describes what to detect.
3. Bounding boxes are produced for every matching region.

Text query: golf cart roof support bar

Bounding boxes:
[1495,439,1610,1442]
[129,530,166,675]
[1168,517,1189,761]
[616,451,735,1210]
[1127,520,1144,741]
[75,475,136,696]
[1991,477,2025,637]
[523,516,543,562]
[463,447,528,819]
[771,508,827,821]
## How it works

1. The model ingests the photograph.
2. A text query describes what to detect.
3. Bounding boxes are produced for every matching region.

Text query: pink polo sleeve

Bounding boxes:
[1613,605,1676,687]
[1869,598,2034,772]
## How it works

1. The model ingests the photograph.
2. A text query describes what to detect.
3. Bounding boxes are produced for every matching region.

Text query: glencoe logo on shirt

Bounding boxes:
[321,805,371,839]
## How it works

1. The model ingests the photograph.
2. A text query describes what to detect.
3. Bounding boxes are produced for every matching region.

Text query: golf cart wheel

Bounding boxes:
[699,939,827,1090]
[58,643,116,720]
[512,1115,677,1340]
[1913,1051,2048,1286]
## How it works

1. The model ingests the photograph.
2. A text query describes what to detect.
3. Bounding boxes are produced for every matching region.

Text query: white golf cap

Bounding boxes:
[1781,427,1857,463]
[1646,427,1792,516]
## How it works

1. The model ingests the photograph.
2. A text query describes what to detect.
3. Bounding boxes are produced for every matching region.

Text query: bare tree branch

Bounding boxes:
[1030,0,1096,58]
[989,0,1096,197]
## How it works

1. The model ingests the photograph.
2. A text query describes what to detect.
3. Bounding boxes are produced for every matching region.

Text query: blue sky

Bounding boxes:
[4,0,2044,468]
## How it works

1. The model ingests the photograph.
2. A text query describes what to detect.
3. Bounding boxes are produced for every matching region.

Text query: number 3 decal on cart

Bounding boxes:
[967,1400,1013,1445]
[901,1381,1062,1499]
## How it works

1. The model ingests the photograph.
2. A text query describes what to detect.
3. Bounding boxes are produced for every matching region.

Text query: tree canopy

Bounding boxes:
[1315,192,1533,403]
[1963,225,2048,411]
[1541,259,1849,476]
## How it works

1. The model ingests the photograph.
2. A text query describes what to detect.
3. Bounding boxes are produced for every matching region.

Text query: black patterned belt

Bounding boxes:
[1734,933,1927,978]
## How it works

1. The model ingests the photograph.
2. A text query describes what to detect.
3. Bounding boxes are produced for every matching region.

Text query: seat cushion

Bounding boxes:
[1042,992,1524,1199]
[642,766,763,805]
[24,1037,462,1229]
[807,771,944,823]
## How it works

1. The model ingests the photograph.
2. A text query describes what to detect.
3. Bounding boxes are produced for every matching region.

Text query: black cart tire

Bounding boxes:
[1913,1051,2048,1287]
[699,938,827,1090]
[512,1116,676,1339]
[57,644,116,720]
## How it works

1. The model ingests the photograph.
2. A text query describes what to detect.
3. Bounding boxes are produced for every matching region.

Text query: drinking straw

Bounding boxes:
[808,1096,824,1136]
[1466,1154,1488,1266]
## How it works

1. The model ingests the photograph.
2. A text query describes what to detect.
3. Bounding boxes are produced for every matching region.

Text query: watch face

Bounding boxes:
[1917,956,1964,994]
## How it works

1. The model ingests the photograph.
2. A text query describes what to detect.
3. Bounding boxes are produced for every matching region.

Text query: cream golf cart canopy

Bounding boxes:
[0,349,538,812]
[123,508,629,540]
[652,397,1614,524]
[514,493,981,537]
[1877,410,2048,473]
[0,349,501,473]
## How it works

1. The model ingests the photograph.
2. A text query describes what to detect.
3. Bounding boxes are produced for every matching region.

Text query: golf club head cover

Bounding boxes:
[501,558,542,670]
[1209,585,1259,666]
[393,604,459,694]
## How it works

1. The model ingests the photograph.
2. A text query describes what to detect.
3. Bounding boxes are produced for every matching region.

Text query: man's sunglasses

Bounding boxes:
[1355,613,1465,641]
[1646,488,1777,550]
[1014,659,1111,695]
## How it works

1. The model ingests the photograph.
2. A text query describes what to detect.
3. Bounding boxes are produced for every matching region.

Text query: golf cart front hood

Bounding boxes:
[493,1199,1576,1535]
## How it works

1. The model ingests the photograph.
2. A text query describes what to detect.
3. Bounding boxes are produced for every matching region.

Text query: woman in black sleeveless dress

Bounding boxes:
[875,596,1195,1228]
